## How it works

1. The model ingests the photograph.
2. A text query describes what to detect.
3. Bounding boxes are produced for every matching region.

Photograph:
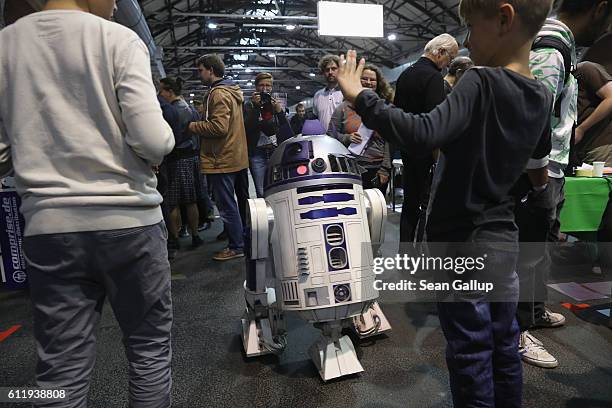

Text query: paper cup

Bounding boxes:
[592,161,605,177]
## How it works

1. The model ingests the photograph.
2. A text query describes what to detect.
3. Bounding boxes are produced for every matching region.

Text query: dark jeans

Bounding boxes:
[437,248,521,408]
[249,148,272,198]
[515,177,565,331]
[198,174,214,224]
[24,222,173,408]
[208,171,246,251]
[400,155,434,243]
[234,168,249,228]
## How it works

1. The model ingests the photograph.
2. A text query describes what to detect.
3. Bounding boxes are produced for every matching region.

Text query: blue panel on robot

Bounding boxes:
[297,193,354,205]
[299,207,357,220]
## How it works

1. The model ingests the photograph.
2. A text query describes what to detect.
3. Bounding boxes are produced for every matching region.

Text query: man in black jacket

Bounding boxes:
[243,72,293,197]
[394,33,458,243]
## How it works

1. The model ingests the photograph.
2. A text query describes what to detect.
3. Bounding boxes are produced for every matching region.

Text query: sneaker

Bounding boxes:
[198,222,211,232]
[534,308,566,328]
[216,230,228,241]
[213,248,244,261]
[519,331,558,368]
[179,226,190,238]
[191,235,204,250]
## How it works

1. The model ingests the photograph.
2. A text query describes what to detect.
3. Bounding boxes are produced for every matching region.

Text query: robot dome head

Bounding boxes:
[264,129,363,195]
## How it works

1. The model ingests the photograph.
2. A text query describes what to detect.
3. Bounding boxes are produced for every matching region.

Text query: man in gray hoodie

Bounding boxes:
[0,1,175,406]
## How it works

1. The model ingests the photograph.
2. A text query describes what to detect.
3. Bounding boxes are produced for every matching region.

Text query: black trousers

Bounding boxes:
[400,155,434,243]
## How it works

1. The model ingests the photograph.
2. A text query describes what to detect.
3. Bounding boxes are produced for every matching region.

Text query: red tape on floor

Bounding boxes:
[561,303,591,312]
[0,325,22,342]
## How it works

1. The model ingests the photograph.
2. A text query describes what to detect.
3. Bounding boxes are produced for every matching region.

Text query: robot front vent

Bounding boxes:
[282,281,300,305]
[324,224,344,246]
[297,247,310,275]
[328,247,348,269]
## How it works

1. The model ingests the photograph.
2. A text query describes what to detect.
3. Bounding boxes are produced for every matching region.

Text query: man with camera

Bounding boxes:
[243,72,293,197]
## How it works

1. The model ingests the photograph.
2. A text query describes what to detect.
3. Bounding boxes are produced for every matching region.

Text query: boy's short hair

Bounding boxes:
[558,0,612,15]
[255,72,274,85]
[318,54,340,73]
[196,54,225,77]
[459,0,554,37]
[296,103,305,109]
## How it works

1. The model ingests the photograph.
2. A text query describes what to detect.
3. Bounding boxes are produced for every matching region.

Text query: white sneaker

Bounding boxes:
[534,308,566,328]
[519,331,558,368]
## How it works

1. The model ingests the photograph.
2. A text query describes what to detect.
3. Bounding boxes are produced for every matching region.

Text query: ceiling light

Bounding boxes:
[189,93,195,97]
[295,85,301,90]
[387,33,397,41]
[208,23,218,29]
[246,82,253,86]
[245,67,253,73]
[309,72,316,77]
[268,53,275,58]
[286,24,296,30]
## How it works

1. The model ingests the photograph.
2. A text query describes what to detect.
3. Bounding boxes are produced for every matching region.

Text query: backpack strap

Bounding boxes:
[532,35,574,84]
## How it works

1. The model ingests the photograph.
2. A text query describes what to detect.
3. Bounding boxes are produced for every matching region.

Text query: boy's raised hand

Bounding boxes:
[337,50,366,104]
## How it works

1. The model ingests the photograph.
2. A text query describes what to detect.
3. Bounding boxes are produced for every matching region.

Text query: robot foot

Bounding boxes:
[352,301,392,339]
[241,313,286,357]
[309,322,364,381]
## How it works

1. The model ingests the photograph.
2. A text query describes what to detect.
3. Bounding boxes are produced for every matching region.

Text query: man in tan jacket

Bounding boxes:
[190,54,249,260]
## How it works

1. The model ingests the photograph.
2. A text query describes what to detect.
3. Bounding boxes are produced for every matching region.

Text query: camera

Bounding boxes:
[258,92,274,121]
[260,92,272,107]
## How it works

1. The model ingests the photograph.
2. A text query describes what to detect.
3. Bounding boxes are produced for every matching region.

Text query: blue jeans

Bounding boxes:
[437,248,521,408]
[208,172,245,251]
[249,148,272,198]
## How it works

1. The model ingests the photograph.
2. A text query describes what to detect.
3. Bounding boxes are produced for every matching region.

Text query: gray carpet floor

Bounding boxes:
[1,212,611,408]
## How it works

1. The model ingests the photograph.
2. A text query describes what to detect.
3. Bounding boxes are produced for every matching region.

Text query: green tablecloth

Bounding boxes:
[559,176,611,233]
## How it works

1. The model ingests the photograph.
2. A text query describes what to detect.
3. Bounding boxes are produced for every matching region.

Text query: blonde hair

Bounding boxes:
[459,0,554,36]
[255,72,273,85]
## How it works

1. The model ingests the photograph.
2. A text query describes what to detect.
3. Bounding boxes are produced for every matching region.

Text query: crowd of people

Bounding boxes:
[0,0,610,407]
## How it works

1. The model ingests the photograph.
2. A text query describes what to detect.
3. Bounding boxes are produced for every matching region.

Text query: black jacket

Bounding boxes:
[243,100,293,155]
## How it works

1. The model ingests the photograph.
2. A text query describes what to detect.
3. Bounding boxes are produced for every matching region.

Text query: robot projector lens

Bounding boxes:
[333,284,351,302]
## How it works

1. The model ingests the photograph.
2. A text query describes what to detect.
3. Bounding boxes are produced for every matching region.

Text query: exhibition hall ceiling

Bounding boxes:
[140,0,465,103]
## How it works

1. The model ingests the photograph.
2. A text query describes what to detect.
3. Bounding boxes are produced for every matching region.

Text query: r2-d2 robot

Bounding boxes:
[241,133,391,381]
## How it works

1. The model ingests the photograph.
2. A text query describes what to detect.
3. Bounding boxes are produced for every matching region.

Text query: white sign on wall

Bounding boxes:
[317,1,384,38]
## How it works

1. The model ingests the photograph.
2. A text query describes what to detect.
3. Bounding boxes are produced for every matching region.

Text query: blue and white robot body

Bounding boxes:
[263,135,379,323]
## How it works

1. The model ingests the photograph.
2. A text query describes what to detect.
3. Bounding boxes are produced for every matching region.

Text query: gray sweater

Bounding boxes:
[0,10,174,236]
